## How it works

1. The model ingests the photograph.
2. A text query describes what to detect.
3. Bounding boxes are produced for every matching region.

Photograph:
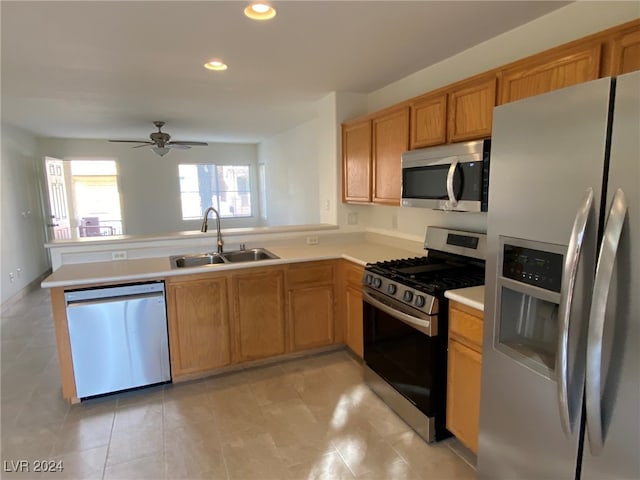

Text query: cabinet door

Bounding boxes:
[447,74,496,142]
[610,27,640,75]
[231,269,286,362]
[446,339,482,453]
[372,106,409,205]
[342,119,372,203]
[167,277,231,377]
[410,93,447,149]
[499,42,601,105]
[289,286,334,351]
[345,285,364,358]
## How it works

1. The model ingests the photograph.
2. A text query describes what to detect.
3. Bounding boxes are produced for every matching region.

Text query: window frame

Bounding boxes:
[178,163,254,221]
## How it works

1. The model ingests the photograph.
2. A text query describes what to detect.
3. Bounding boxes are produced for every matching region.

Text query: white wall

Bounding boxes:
[350,1,640,239]
[38,138,259,235]
[1,123,50,304]
[258,115,322,226]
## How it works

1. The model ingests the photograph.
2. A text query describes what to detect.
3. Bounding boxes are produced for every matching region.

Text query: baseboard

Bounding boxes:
[1,269,52,314]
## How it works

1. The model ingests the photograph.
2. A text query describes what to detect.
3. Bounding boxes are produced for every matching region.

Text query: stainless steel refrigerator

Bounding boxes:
[478,71,639,479]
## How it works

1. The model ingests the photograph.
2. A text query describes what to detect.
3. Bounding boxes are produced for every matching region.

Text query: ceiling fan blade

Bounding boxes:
[109,139,153,144]
[132,144,153,149]
[168,144,191,150]
[168,141,209,146]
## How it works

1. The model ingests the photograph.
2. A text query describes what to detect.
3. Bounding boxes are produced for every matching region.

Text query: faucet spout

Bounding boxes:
[200,206,224,254]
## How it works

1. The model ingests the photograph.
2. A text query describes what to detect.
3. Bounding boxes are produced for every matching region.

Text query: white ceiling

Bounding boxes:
[1,1,569,144]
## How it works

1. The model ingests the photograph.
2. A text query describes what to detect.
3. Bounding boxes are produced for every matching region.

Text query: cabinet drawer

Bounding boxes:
[449,307,483,349]
[287,262,334,288]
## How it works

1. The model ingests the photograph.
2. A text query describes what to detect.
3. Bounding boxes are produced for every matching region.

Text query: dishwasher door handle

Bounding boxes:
[66,291,164,308]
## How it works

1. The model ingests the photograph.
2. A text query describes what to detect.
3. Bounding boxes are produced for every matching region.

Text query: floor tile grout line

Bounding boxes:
[100,399,118,480]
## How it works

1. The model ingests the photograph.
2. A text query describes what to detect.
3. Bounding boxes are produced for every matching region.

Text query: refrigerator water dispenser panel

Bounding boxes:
[495,237,566,377]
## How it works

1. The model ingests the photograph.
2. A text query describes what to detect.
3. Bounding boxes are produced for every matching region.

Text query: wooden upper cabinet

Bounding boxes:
[499,42,602,105]
[342,119,372,204]
[231,268,286,362]
[372,105,409,205]
[410,92,447,149]
[447,74,496,142]
[610,26,640,75]
[166,275,231,378]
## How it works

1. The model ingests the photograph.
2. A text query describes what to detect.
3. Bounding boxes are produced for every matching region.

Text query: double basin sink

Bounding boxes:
[170,248,279,269]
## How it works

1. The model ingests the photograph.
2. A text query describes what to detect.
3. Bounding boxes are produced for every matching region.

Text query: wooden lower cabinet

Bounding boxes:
[287,261,336,351]
[166,275,231,378]
[446,301,484,454]
[344,285,364,358]
[288,286,334,350]
[231,267,286,362]
[342,261,365,358]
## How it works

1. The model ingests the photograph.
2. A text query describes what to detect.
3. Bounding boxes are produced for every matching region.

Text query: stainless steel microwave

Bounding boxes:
[401,139,491,212]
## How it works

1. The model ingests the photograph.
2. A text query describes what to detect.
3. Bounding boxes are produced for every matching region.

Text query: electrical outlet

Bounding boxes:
[306,236,319,245]
[347,212,358,225]
[9,272,15,283]
[111,251,128,261]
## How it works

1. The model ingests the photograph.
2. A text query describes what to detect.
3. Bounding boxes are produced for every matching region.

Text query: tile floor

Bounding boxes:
[1,288,476,479]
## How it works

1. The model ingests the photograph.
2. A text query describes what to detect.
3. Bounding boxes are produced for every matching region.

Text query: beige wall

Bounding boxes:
[1,123,50,304]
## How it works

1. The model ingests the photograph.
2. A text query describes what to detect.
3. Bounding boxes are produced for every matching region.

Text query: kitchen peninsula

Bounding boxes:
[41,227,426,403]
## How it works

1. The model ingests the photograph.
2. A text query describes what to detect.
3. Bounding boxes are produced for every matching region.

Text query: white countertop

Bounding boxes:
[445,285,485,312]
[41,240,422,289]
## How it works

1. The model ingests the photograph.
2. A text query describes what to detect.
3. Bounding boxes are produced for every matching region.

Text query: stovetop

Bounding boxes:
[367,256,485,294]
[363,254,485,315]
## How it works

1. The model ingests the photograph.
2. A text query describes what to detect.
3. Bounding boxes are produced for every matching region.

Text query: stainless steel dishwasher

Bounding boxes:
[65,281,171,398]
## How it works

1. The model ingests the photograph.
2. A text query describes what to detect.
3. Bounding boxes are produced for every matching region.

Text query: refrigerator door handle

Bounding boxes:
[557,187,594,435]
[585,188,628,455]
[446,159,459,207]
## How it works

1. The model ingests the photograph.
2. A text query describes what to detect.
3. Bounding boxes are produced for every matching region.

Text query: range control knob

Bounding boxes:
[403,290,414,303]
[387,284,397,295]
[364,274,373,285]
[415,295,426,308]
[372,277,382,288]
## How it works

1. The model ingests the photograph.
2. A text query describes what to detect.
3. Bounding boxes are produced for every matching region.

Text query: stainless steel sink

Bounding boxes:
[170,248,278,268]
[222,248,279,263]
[170,253,226,268]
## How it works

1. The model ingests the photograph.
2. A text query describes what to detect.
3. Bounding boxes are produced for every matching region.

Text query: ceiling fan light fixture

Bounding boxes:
[244,2,276,20]
[204,59,228,71]
[152,147,171,157]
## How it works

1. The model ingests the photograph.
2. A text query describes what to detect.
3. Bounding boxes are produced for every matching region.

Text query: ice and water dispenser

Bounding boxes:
[495,237,565,377]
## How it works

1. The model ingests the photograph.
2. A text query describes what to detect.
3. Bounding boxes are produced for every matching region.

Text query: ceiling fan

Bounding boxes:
[109,121,208,156]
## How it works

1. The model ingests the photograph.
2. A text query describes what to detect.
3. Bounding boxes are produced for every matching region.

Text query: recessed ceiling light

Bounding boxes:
[244,2,276,20]
[204,60,228,71]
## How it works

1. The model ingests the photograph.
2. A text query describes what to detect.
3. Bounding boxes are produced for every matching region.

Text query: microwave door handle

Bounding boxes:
[557,187,594,436]
[446,159,459,207]
[586,188,628,455]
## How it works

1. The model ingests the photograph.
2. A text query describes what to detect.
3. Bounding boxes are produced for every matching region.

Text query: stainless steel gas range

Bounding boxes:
[362,227,486,442]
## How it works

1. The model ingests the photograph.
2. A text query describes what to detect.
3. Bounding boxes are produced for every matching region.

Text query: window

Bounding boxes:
[69,160,123,236]
[179,164,252,220]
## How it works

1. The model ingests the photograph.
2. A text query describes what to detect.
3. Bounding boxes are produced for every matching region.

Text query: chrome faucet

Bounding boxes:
[200,206,224,254]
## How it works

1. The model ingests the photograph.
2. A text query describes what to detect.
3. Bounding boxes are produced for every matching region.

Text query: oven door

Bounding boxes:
[362,289,447,417]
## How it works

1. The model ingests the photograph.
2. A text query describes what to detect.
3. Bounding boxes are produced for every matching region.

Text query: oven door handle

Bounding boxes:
[363,291,437,336]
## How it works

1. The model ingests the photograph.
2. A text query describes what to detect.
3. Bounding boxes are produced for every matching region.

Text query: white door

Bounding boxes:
[44,157,71,240]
